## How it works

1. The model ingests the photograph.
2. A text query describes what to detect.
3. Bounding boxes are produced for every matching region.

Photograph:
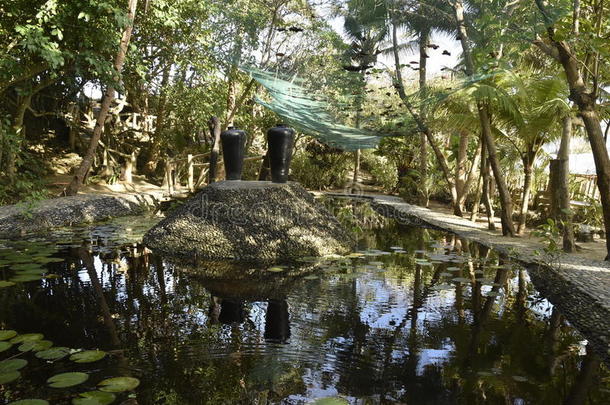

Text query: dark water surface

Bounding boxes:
[0,203,609,404]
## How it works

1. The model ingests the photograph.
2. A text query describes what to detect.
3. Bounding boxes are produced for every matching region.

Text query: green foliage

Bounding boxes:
[291,144,351,190]
[361,151,397,192]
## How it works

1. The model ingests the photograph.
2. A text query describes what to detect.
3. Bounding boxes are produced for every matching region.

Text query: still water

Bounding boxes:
[0,201,608,404]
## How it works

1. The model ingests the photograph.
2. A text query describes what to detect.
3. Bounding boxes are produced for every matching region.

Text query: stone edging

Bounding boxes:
[0,192,160,239]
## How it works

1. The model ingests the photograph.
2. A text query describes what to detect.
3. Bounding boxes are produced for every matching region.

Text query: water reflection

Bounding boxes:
[0,218,608,404]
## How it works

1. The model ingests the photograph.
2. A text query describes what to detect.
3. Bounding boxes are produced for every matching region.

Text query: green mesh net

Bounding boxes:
[242,65,387,150]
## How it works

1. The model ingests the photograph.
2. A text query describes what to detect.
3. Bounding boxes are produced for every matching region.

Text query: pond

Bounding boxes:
[0,199,608,404]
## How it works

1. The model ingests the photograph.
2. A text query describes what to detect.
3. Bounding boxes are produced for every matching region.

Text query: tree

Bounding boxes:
[65,0,138,196]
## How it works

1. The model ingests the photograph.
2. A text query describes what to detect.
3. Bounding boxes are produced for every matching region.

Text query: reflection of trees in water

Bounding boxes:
[0,225,608,404]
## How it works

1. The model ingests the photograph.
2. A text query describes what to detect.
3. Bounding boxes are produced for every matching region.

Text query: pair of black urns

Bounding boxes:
[221,124,295,183]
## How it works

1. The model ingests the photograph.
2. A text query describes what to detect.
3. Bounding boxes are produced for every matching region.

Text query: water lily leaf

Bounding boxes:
[440,272,453,277]
[9,274,42,282]
[36,347,71,361]
[266,267,284,273]
[431,284,453,291]
[369,261,383,266]
[18,340,53,352]
[97,376,140,392]
[0,281,16,288]
[70,350,106,363]
[72,391,116,405]
[0,330,17,341]
[47,372,89,388]
[11,264,44,272]
[10,333,43,344]
[8,400,50,405]
[33,257,64,264]
[0,371,20,384]
[446,266,461,271]
[0,341,12,352]
[311,397,349,405]
[303,275,319,280]
[0,359,28,373]
[452,277,471,283]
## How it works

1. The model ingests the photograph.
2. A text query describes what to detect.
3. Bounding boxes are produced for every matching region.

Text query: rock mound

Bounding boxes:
[143,181,355,262]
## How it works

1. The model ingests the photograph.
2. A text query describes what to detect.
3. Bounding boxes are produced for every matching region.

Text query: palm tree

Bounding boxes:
[342,0,389,191]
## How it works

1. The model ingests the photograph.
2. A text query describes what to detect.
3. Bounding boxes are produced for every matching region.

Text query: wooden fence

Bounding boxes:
[162,154,264,196]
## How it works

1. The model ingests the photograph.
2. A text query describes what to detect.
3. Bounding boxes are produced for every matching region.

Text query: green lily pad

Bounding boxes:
[431,284,453,291]
[70,350,106,363]
[0,371,20,384]
[18,340,53,352]
[303,275,319,280]
[0,359,28,373]
[97,376,140,392]
[47,372,89,388]
[11,264,44,272]
[72,391,116,405]
[8,400,50,405]
[36,347,71,361]
[311,397,349,405]
[10,333,43,344]
[33,257,64,264]
[0,330,17,341]
[0,341,12,352]
[0,280,16,288]
[266,267,284,273]
[9,274,42,282]
[452,277,471,283]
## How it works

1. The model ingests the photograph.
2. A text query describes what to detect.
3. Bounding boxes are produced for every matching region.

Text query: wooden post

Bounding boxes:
[187,154,194,192]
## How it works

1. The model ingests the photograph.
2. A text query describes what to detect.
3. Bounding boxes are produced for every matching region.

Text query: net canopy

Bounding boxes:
[241,65,388,150]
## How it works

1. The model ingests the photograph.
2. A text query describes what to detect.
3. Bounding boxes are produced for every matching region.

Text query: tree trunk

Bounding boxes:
[144,65,170,176]
[65,0,138,196]
[517,153,534,235]
[558,115,576,252]
[535,0,610,258]
[418,30,429,207]
[453,0,515,236]
[6,93,32,180]
[478,104,515,235]
[481,138,496,230]
[351,149,360,193]
[207,116,221,183]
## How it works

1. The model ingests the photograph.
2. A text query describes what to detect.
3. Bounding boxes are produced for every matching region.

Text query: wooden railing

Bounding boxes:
[162,154,264,196]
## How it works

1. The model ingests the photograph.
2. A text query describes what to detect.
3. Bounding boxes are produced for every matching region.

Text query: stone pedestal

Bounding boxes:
[143,181,355,262]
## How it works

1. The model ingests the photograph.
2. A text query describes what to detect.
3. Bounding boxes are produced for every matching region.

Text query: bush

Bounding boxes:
[290,146,350,190]
[361,151,398,193]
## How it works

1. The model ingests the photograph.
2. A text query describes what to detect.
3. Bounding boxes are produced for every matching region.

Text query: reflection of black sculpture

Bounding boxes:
[220,127,247,180]
[218,298,247,324]
[267,124,295,183]
[264,299,291,343]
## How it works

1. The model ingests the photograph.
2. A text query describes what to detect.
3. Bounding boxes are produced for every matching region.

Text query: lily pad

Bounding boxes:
[10,333,43,344]
[72,391,116,405]
[266,267,284,273]
[0,341,12,352]
[0,329,17,341]
[18,340,53,352]
[0,281,16,288]
[311,397,349,405]
[0,371,20,384]
[452,277,471,283]
[8,400,50,405]
[36,347,71,361]
[9,274,42,282]
[0,359,28,373]
[47,372,89,388]
[70,350,106,364]
[431,284,453,291]
[11,264,44,272]
[33,257,64,264]
[97,376,140,392]
[303,275,319,280]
